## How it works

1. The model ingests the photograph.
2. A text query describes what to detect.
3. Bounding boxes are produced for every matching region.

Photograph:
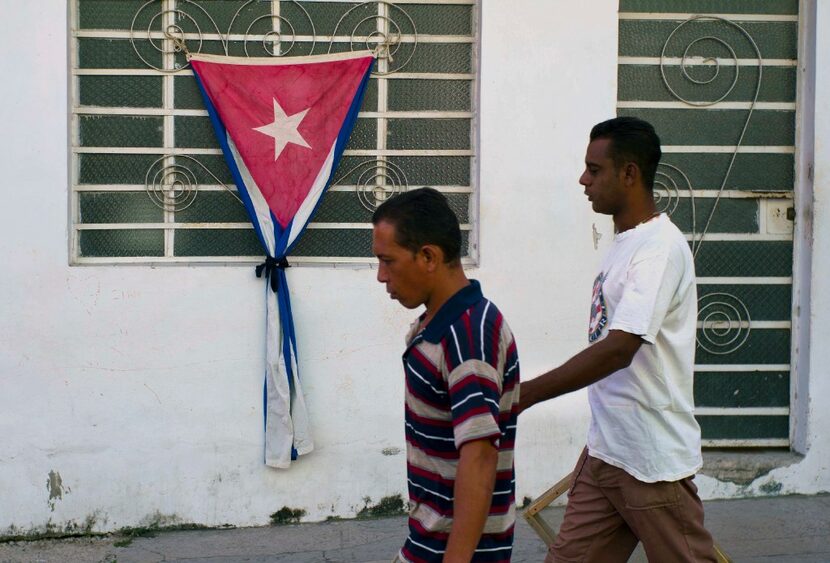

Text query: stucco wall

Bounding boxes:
[0,0,827,535]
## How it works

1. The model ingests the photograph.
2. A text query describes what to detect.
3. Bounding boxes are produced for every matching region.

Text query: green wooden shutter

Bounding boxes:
[618,0,800,446]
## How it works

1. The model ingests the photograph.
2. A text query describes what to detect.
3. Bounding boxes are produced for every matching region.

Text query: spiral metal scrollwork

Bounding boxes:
[697,292,752,355]
[145,155,199,211]
[660,16,763,258]
[145,155,242,212]
[243,15,297,57]
[130,0,219,72]
[130,1,416,72]
[329,2,417,75]
[660,16,746,108]
[130,0,319,69]
[654,162,696,241]
[332,159,409,212]
[232,1,315,57]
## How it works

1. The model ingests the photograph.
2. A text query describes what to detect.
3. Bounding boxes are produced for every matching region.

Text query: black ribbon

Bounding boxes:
[255,256,290,293]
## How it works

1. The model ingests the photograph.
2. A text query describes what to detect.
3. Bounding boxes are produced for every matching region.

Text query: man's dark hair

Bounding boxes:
[372,187,462,264]
[590,116,662,190]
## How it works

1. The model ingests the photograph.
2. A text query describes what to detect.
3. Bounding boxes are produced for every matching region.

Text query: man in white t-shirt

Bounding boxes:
[520,117,716,562]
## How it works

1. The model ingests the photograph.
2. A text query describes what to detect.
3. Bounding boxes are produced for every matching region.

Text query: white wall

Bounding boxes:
[477,0,619,500]
[0,0,827,535]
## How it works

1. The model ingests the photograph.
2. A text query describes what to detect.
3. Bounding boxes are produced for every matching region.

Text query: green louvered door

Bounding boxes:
[617,0,800,446]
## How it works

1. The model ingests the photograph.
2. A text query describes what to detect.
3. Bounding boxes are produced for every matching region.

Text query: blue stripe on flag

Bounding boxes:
[192,72,274,257]
[277,267,298,461]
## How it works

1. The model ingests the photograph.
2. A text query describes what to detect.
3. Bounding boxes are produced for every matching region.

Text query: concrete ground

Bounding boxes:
[1,494,828,562]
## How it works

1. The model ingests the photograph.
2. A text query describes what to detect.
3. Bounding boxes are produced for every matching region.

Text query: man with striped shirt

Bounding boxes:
[372,188,520,563]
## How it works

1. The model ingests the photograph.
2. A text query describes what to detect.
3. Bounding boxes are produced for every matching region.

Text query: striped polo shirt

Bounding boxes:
[398,280,520,563]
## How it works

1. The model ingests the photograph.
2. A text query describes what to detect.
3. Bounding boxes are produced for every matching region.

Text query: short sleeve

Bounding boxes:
[446,317,503,449]
[608,247,685,344]
[447,358,502,449]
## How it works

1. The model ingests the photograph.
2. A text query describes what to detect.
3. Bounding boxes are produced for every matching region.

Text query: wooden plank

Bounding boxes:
[524,472,573,519]
[522,472,572,548]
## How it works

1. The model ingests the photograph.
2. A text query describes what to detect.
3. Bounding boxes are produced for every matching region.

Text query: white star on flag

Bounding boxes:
[253,98,312,161]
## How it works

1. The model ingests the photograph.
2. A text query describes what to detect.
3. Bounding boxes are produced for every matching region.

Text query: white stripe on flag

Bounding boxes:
[286,141,337,250]
[264,286,292,467]
[228,134,275,256]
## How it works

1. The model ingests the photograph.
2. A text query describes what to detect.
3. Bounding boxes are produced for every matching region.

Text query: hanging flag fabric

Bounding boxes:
[189,51,375,468]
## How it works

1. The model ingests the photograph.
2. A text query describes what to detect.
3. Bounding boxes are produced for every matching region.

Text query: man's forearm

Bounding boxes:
[520,330,642,412]
[443,440,498,563]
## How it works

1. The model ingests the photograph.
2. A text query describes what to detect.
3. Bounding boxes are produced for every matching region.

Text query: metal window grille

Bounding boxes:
[617,0,800,447]
[70,0,479,265]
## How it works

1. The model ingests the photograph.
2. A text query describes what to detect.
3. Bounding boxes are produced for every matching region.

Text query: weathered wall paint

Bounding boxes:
[0,0,828,535]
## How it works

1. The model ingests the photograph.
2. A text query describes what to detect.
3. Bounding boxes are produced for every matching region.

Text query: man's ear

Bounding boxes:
[419,244,444,271]
[622,161,639,187]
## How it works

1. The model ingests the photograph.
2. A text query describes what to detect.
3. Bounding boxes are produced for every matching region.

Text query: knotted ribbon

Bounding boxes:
[255,256,290,293]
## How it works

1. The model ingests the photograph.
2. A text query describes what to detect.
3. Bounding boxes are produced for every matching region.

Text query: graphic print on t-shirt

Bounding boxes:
[588,272,607,342]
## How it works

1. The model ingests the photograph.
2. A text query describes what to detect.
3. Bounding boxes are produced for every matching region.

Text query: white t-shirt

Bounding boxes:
[586,213,702,483]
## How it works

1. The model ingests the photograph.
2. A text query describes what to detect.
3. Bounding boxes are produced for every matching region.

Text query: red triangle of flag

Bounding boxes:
[191,53,374,228]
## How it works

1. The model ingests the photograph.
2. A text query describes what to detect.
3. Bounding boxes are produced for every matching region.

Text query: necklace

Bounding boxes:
[637,211,660,226]
[616,211,660,234]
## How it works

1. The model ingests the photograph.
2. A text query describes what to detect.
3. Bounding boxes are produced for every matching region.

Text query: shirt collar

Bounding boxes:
[421,279,483,344]
[615,212,665,241]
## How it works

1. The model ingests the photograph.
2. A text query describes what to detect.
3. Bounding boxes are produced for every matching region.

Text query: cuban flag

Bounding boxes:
[189,51,375,468]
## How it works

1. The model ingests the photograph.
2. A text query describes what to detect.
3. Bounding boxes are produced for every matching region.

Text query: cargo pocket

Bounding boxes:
[621,476,681,510]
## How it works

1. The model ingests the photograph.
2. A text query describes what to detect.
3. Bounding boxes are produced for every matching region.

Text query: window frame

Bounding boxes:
[68,0,481,267]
